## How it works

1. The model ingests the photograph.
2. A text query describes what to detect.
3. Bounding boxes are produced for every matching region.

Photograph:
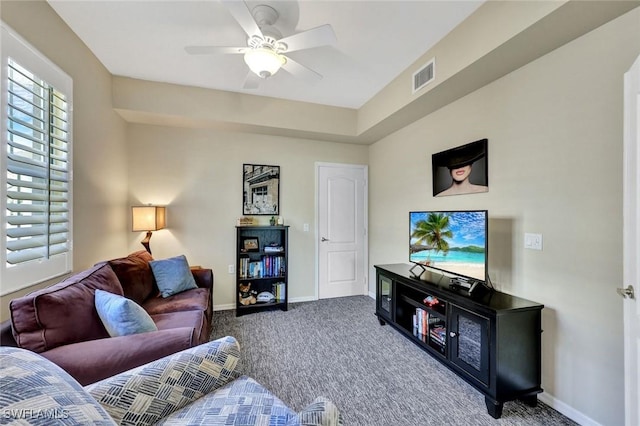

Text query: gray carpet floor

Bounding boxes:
[210,295,576,426]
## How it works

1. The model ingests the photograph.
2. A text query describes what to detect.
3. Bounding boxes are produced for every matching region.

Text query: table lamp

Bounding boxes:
[132,205,166,254]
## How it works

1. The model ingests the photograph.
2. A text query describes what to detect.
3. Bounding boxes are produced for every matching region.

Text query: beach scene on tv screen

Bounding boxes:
[410,211,486,281]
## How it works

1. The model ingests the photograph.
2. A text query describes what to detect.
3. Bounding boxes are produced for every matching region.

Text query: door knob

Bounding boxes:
[321,237,330,242]
[449,332,458,338]
[617,285,635,299]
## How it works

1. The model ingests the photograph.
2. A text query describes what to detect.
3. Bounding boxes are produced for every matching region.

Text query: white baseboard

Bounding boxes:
[538,392,600,426]
[368,291,375,299]
[213,303,235,311]
[214,296,317,312]
[289,296,317,303]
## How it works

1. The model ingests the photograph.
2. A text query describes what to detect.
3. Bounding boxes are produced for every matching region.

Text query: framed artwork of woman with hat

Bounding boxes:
[432,139,488,197]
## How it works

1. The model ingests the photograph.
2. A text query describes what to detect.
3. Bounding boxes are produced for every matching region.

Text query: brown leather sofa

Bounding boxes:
[0,250,213,385]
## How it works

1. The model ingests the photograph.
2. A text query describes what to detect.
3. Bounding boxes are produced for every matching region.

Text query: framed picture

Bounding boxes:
[241,236,260,252]
[432,139,488,197]
[243,164,280,215]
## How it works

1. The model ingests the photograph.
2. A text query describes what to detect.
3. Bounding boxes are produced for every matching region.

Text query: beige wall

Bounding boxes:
[369,9,640,426]
[125,124,367,308]
[1,1,638,424]
[0,1,129,321]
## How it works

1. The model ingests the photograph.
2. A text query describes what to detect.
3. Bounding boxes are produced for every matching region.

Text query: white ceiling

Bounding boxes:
[48,0,484,109]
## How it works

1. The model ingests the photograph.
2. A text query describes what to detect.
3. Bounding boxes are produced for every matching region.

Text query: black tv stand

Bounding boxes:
[375,263,544,419]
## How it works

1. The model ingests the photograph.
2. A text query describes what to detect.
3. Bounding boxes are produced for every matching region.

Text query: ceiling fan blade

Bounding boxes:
[278,24,336,53]
[221,0,263,39]
[281,57,322,83]
[185,46,246,55]
[242,71,262,90]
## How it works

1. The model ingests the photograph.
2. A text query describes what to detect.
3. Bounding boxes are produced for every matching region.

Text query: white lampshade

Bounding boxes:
[132,206,166,232]
[244,48,286,78]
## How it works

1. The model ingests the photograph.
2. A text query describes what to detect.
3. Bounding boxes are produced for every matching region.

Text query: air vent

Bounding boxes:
[412,58,435,93]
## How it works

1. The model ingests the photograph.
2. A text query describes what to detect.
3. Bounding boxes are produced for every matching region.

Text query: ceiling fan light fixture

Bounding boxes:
[244,47,286,78]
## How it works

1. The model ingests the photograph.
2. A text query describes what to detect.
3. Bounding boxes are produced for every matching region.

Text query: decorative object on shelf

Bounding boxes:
[243,164,280,215]
[270,216,277,226]
[277,216,284,225]
[238,282,257,305]
[237,216,256,226]
[256,291,275,303]
[132,205,166,254]
[432,139,488,197]
[240,236,259,252]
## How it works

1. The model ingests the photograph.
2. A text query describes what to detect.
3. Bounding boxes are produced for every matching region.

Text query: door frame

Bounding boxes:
[314,162,368,299]
[623,53,639,426]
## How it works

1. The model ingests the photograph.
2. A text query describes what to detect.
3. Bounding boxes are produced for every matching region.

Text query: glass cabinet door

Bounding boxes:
[377,275,393,321]
[450,305,490,385]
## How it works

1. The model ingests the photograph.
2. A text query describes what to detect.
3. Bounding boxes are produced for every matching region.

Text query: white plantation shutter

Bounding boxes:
[1,24,73,294]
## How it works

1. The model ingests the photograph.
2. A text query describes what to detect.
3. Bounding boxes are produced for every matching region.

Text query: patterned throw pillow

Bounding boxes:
[95,289,158,337]
[149,255,198,298]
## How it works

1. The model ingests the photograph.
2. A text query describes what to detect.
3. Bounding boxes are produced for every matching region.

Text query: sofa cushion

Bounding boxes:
[150,255,198,298]
[151,310,208,345]
[87,337,241,425]
[41,327,197,386]
[95,289,158,337]
[0,347,116,424]
[10,263,123,353]
[143,287,211,316]
[107,250,157,304]
[285,397,344,426]
[155,375,297,425]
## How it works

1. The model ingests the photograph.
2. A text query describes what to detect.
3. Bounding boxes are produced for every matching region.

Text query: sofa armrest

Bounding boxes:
[0,319,18,347]
[286,397,344,426]
[191,267,213,290]
[86,336,241,425]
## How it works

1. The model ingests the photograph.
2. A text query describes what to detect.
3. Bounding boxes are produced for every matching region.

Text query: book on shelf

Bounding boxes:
[430,326,446,346]
[272,282,286,301]
[414,308,430,337]
[264,245,284,253]
[414,308,447,346]
[261,255,285,277]
[239,256,285,279]
[249,261,261,278]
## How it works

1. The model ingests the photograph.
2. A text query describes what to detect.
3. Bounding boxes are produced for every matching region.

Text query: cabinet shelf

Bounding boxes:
[237,301,285,309]
[400,294,446,319]
[238,276,285,281]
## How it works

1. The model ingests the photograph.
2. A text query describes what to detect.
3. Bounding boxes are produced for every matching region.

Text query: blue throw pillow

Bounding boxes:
[94,289,158,337]
[149,254,198,298]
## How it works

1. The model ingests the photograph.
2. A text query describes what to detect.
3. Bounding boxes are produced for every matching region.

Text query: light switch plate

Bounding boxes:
[524,233,543,250]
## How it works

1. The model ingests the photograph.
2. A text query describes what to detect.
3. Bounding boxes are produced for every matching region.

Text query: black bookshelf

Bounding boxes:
[236,226,288,316]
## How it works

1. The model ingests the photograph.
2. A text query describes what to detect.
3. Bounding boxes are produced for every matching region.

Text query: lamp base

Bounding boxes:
[141,231,153,254]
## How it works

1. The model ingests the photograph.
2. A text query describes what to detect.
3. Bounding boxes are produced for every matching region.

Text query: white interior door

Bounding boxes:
[317,163,367,299]
[623,54,640,426]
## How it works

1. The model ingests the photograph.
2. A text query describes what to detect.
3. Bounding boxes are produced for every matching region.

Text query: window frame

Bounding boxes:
[1,23,73,295]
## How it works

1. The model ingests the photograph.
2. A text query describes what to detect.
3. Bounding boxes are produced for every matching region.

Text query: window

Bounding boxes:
[1,24,73,295]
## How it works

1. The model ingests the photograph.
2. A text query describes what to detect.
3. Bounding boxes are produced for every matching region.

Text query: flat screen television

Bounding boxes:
[409,210,487,283]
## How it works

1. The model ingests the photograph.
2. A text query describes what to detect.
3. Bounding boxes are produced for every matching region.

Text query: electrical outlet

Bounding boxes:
[303,223,309,232]
[228,264,234,274]
[524,233,543,250]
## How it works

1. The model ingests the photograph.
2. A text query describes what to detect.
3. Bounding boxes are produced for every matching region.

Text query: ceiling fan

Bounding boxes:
[185,0,337,89]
